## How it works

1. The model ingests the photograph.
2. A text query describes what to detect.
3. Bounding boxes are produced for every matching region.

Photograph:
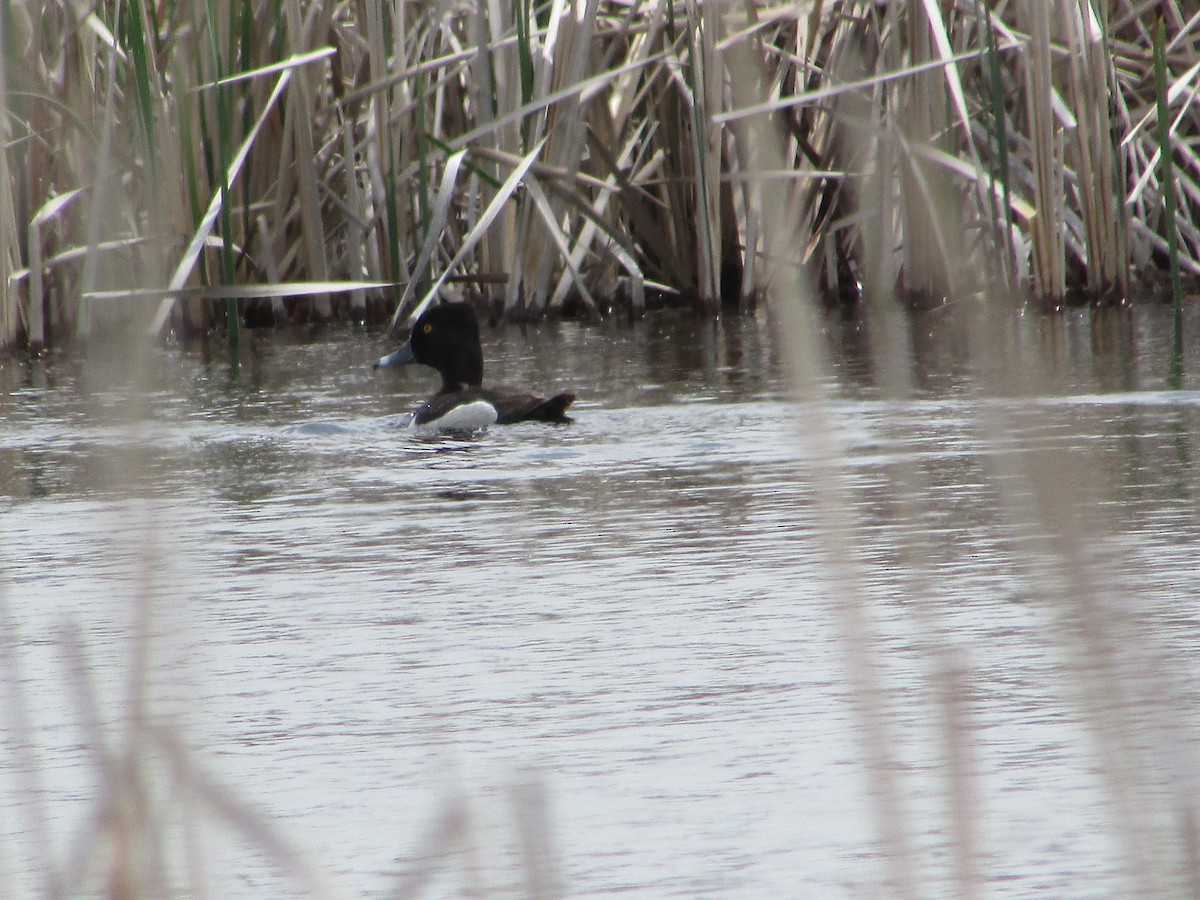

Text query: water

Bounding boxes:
[3,306,1200,897]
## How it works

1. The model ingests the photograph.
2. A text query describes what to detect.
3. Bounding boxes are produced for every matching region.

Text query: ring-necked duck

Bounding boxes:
[374,302,575,430]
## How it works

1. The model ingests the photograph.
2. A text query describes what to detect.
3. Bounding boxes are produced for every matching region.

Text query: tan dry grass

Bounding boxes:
[0,2,1197,329]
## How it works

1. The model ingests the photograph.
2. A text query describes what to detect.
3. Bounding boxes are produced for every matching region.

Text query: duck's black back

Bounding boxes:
[484,386,575,424]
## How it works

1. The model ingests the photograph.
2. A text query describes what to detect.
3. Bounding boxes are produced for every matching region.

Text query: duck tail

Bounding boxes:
[532,392,575,423]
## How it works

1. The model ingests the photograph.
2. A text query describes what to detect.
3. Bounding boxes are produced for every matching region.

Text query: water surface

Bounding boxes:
[3,305,1200,897]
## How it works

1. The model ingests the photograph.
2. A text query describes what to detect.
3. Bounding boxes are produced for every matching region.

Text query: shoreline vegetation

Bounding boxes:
[1,2,1198,349]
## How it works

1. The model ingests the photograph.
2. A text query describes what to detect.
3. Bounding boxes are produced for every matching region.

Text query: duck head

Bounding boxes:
[374,302,484,394]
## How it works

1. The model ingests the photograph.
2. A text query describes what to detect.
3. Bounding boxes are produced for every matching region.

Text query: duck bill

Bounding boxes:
[373,341,416,369]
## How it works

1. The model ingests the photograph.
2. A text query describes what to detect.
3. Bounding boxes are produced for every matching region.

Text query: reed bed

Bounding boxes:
[1,0,1199,349]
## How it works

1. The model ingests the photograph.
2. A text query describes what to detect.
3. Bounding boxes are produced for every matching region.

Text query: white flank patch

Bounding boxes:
[411,400,498,434]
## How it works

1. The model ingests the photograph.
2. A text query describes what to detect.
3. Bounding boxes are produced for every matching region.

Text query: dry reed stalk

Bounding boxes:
[647,9,702,305]
[724,63,923,900]
[406,137,547,328]
[485,0,526,316]
[0,5,21,349]
[0,596,65,897]
[340,117,368,315]
[896,2,966,303]
[1060,0,1127,302]
[23,192,84,346]
[836,42,986,892]
[285,3,333,320]
[977,3,1022,291]
[964,314,1187,894]
[359,0,402,309]
[1153,14,1184,362]
[683,0,723,314]
[545,130,644,315]
[586,20,694,301]
[1023,0,1067,304]
[520,0,600,318]
[148,71,295,336]
[385,147,469,331]
[495,0,591,318]
[524,173,601,315]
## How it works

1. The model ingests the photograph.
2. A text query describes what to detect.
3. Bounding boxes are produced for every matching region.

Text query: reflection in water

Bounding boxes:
[2,307,1200,896]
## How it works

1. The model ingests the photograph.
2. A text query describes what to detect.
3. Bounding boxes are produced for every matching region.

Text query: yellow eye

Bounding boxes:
[422,324,433,334]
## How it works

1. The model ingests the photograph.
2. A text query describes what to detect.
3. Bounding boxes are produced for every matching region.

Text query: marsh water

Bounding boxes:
[4,303,1200,898]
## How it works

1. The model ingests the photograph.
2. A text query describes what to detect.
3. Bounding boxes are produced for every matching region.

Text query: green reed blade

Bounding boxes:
[124,0,158,162]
